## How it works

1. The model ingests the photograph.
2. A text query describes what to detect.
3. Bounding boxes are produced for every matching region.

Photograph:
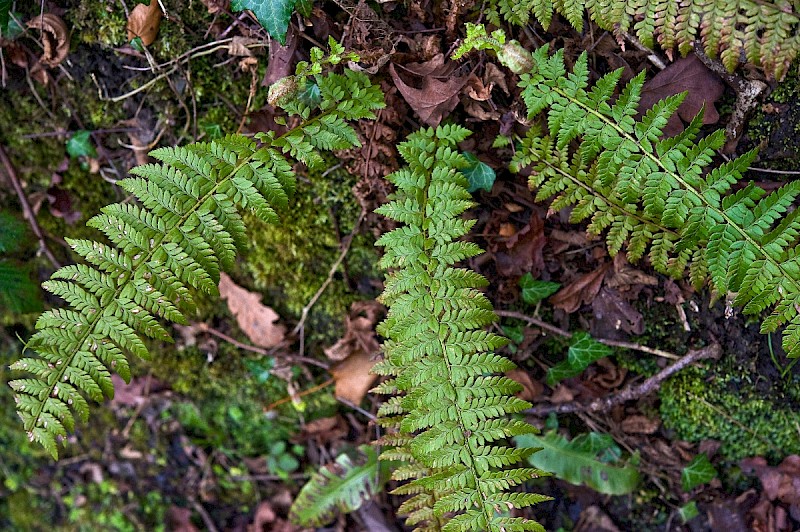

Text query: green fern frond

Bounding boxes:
[485,42,800,357]
[10,69,384,459]
[375,125,550,531]
[289,445,382,527]
[486,0,800,78]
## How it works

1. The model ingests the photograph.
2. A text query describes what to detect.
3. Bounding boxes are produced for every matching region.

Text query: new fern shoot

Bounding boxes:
[456,25,800,358]
[373,125,550,531]
[10,59,385,458]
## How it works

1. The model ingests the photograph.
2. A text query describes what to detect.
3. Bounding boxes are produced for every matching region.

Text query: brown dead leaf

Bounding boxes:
[262,25,297,88]
[620,414,661,434]
[166,507,199,532]
[325,301,383,361]
[201,0,230,14]
[127,1,163,46]
[741,455,800,514]
[493,213,546,278]
[639,54,725,137]
[591,287,644,336]
[300,415,348,444]
[330,350,377,404]
[549,384,575,403]
[551,262,612,313]
[390,54,468,126]
[506,368,543,401]
[218,273,286,348]
[27,14,69,68]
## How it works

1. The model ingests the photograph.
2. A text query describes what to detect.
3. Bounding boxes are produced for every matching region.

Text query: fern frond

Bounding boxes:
[11,70,385,458]
[505,44,800,357]
[375,125,550,531]
[289,445,382,527]
[487,0,800,78]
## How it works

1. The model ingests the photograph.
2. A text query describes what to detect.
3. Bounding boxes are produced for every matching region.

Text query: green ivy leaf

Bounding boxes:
[518,431,640,495]
[0,0,11,36]
[231,0,298,45]
[295,0,313,17]
[681,454,717,491]
[462,152,496,192]
[519,273,560,305]
[546,332,612,386]
[66,130,97,159]
[678,501,699,523]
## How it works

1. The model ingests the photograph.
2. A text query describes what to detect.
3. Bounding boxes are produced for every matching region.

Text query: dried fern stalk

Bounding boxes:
[373,125,550,532]
[10,69,385,458]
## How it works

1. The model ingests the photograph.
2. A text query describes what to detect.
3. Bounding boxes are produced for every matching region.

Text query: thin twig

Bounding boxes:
[495,310,681,360]
[0,145,61,268]
[195,323,329,369]
[525,343,721,416]
[292,209,367,338]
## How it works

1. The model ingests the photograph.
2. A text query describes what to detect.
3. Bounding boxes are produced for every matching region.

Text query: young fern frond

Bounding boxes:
[10,69,384,458]
[486,0,800,79]
[374,125,550,531]
[504,44,800,357]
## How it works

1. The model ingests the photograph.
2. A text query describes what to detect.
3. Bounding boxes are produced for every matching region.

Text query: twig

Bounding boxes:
[292,209,367,339]
[190,499,219,532]
[525,343,721,415]
[619,30,667,70]
[264,377,335,411]
[195,323,329,369]
[495,310,681,360]
[0,145,61,268]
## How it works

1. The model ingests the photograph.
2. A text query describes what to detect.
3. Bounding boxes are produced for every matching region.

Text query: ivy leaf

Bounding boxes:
[519,272,560,305]
[517,431,640,495]
[0,0,11,36]
[231,0,298,45]
[678,501,699,523]
[681,454,717,491]
[295,0,313,17]
[462,152,496,192]
[66,130,97,159]
[546,332,612,386]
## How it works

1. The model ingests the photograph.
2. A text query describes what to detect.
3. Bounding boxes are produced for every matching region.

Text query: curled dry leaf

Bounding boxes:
[551,262,612,313]
[506,368,543,401]
[127,1,163,46]
[218,272,286,348]
[26,14,69,68]
[330,350,377,405]
[389,54,468,126]
[639,54,725,137]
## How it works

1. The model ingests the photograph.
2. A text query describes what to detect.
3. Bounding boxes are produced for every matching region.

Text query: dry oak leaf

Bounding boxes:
[218,272,286,348]
[639,54,725,137]
[324,301,383,362]
[389,54,468,126]
[330,350,377,405]
[26,14,69,68]
[551,262,612,313]
[127,1,163,46]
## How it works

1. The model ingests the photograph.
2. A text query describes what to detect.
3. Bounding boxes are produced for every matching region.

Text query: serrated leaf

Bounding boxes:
[546,331,612,386]
[519,273,560,305]
[462,151,496,193]
[66,130,97,159]
[231,0,297,45]
[681,454,717,491]
[517,431,640,495]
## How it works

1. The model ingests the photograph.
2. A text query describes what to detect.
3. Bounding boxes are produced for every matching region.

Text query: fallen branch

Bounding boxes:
[525,343,721,416]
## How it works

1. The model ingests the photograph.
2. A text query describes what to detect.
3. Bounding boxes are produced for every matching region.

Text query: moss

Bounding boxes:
[241,161,380,349]
[660,364,800,462]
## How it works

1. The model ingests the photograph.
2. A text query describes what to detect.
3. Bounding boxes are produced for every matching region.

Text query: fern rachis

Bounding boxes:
[10,69,385,458]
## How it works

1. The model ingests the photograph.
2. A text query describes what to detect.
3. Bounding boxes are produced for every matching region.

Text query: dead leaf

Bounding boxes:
[166,506,199,532]
[551,263,612,313]
[110,375,160,407]
[575,506,621,532]
[330,350,378,404]
[390,54,468,126]
[218,273,286,348]
[229,36,257,57]
[591,287,644,336]
[741,455,800,515]
[493,213,547,278]
[620,414,661,434]
[639,54,725,137]
[201,0,229,14]
[262,25,298,88]
[127,1,163,46]
[324,301,383,362]
[26,14,69,68]
[300,415,348,444]
[506,368,543,401]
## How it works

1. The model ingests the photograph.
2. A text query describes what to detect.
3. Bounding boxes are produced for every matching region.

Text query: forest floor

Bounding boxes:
[2,1,800,531]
